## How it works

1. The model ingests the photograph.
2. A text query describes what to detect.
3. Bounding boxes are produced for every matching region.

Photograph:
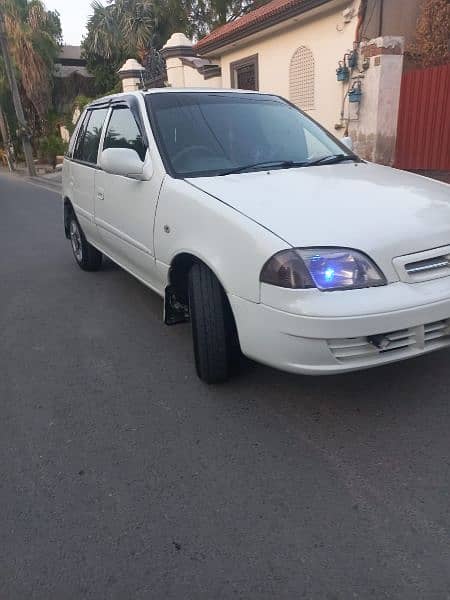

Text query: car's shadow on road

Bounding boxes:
[240,351,447,408]
[100,256,122,272]
[97,259,449,426]
[216,340,450,434]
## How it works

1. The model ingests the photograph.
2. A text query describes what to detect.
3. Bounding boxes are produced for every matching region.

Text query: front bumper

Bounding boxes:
[229,280,450,374]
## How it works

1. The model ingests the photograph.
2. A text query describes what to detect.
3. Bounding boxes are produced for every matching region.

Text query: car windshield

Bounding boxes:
[146,92,353,178]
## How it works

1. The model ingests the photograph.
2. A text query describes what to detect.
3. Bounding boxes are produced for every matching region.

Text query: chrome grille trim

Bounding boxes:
[393,245,450,283]
[405,256,449,275]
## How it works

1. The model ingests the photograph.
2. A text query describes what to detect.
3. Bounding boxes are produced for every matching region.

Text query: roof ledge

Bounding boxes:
[195,0,335,55]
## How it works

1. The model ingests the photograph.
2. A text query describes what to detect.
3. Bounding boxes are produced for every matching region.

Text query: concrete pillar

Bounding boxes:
[349,36,404,165]
[118,58,145,92]
[161,33,196,88]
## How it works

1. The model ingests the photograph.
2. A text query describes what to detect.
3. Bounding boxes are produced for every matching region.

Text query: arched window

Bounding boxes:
[289,46,315,110]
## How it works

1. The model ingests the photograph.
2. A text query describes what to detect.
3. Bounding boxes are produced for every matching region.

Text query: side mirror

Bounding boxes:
[341,136,354,151]
[100,147,153,181]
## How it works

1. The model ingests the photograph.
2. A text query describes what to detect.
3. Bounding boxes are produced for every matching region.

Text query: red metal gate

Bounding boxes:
[395,63,450,171]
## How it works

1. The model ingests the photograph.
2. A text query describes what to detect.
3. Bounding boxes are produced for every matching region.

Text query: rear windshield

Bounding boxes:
[145,92,349,178]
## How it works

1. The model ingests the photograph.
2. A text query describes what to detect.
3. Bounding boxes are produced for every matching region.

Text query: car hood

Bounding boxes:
[187,162,450,281]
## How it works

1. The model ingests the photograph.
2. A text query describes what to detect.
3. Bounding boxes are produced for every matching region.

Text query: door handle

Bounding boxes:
[97,191,105,201]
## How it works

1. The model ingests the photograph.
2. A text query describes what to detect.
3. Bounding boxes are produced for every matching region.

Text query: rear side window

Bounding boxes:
[72,112,89,160]
[68,111,86,158]
[74,108,109,164]
[103,108,146,161]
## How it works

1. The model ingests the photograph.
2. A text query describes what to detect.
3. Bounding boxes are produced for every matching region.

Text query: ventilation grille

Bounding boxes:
[405,255,450,279]
[424,320,449,344]
[328,319,450,364]
[289,46,315,110]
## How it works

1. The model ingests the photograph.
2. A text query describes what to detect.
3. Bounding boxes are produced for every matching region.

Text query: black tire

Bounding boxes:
[188,262,240,384]
[68,212,102,271]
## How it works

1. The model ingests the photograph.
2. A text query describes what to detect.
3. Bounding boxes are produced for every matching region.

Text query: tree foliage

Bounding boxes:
[408,0,450,67]
[190,0,267,38]
[0,0,62,119]
[83,0,190,92]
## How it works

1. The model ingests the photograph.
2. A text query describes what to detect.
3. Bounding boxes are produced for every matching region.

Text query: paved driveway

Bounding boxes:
[1,172,450,599]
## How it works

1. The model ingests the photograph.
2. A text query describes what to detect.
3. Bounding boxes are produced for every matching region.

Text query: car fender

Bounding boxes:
[154,176,289,303]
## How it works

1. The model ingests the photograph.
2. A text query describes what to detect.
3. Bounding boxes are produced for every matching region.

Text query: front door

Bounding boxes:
[94,105,164,285]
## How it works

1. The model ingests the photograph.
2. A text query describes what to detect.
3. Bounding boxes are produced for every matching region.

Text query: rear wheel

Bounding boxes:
[68,212,102,271]
[188,262,240,384]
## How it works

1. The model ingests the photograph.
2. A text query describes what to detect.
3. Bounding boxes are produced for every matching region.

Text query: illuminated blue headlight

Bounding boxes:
[261,247,387,291]
[300,248,386,290]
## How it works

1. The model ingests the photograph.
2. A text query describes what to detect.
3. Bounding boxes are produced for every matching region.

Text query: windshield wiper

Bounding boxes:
[219,160,307,176]
[305,154,357,166]
[218,154,357,176]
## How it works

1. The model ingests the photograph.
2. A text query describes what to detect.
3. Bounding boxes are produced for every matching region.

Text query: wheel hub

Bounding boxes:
[70,220,82,262]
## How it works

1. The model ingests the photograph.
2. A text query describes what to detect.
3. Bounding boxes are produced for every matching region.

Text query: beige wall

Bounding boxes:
[216,2,358,132]
[166,56,223,88]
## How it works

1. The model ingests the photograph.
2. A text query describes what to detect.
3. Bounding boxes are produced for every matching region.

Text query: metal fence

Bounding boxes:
[395,63,450,171]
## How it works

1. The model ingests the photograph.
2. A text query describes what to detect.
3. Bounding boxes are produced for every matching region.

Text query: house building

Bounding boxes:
[163,0,361,134]
[160,0,433,165]
[53,46,96,114]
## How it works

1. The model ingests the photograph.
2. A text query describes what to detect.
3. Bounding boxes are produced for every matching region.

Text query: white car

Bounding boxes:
[63,89,450,383]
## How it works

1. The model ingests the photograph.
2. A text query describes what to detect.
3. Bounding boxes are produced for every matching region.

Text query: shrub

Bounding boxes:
[38,135,68,168]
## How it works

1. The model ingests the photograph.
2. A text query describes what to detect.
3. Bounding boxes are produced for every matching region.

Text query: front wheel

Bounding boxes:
[68,213,102,271]
[188,262,240,384]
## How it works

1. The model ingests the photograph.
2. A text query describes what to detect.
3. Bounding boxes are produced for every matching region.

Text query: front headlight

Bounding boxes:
[260,247,387,291]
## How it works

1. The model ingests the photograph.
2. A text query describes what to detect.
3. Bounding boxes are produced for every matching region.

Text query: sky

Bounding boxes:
[45,0,99,46]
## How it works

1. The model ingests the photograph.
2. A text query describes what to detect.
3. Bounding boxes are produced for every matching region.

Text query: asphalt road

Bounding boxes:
[1,171,450,600]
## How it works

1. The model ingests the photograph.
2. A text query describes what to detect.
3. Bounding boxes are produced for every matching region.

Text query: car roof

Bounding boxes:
[88,87,271,107]
[143,87,264,95]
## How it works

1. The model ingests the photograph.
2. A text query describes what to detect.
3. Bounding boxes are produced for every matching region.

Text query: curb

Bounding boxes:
[26,175,62,194]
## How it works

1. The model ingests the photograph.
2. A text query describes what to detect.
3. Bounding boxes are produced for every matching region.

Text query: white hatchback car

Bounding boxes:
[63,89,450,383]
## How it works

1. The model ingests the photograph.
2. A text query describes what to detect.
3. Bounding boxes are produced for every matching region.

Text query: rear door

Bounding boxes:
[94,103,164,284]
[70,107,109,242]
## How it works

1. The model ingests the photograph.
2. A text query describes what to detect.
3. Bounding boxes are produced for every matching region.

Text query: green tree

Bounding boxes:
[0,0,62,119]
[83,0,189,92]
[190,0,268,38]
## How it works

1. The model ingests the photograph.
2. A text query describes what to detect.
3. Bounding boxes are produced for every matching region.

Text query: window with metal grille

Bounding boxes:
[289,46,315,110]
[230,54,259,91]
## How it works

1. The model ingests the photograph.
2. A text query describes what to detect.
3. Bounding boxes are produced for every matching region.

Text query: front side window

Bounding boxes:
[146,92,352,178]
[74,108,108,164]
[103,108,147,161]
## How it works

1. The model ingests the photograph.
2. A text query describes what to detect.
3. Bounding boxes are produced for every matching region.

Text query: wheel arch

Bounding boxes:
[168,251,229,303]
[165,251,238,329]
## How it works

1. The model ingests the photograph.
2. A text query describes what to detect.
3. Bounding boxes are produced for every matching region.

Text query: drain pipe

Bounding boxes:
[355,0,368,43]
[378,0,384,36]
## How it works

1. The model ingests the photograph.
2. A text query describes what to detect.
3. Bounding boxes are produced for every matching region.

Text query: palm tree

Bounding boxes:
[0,0,61,119]
[84,0,120,60]
[83,0,168,63]
[117,0,155,60]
